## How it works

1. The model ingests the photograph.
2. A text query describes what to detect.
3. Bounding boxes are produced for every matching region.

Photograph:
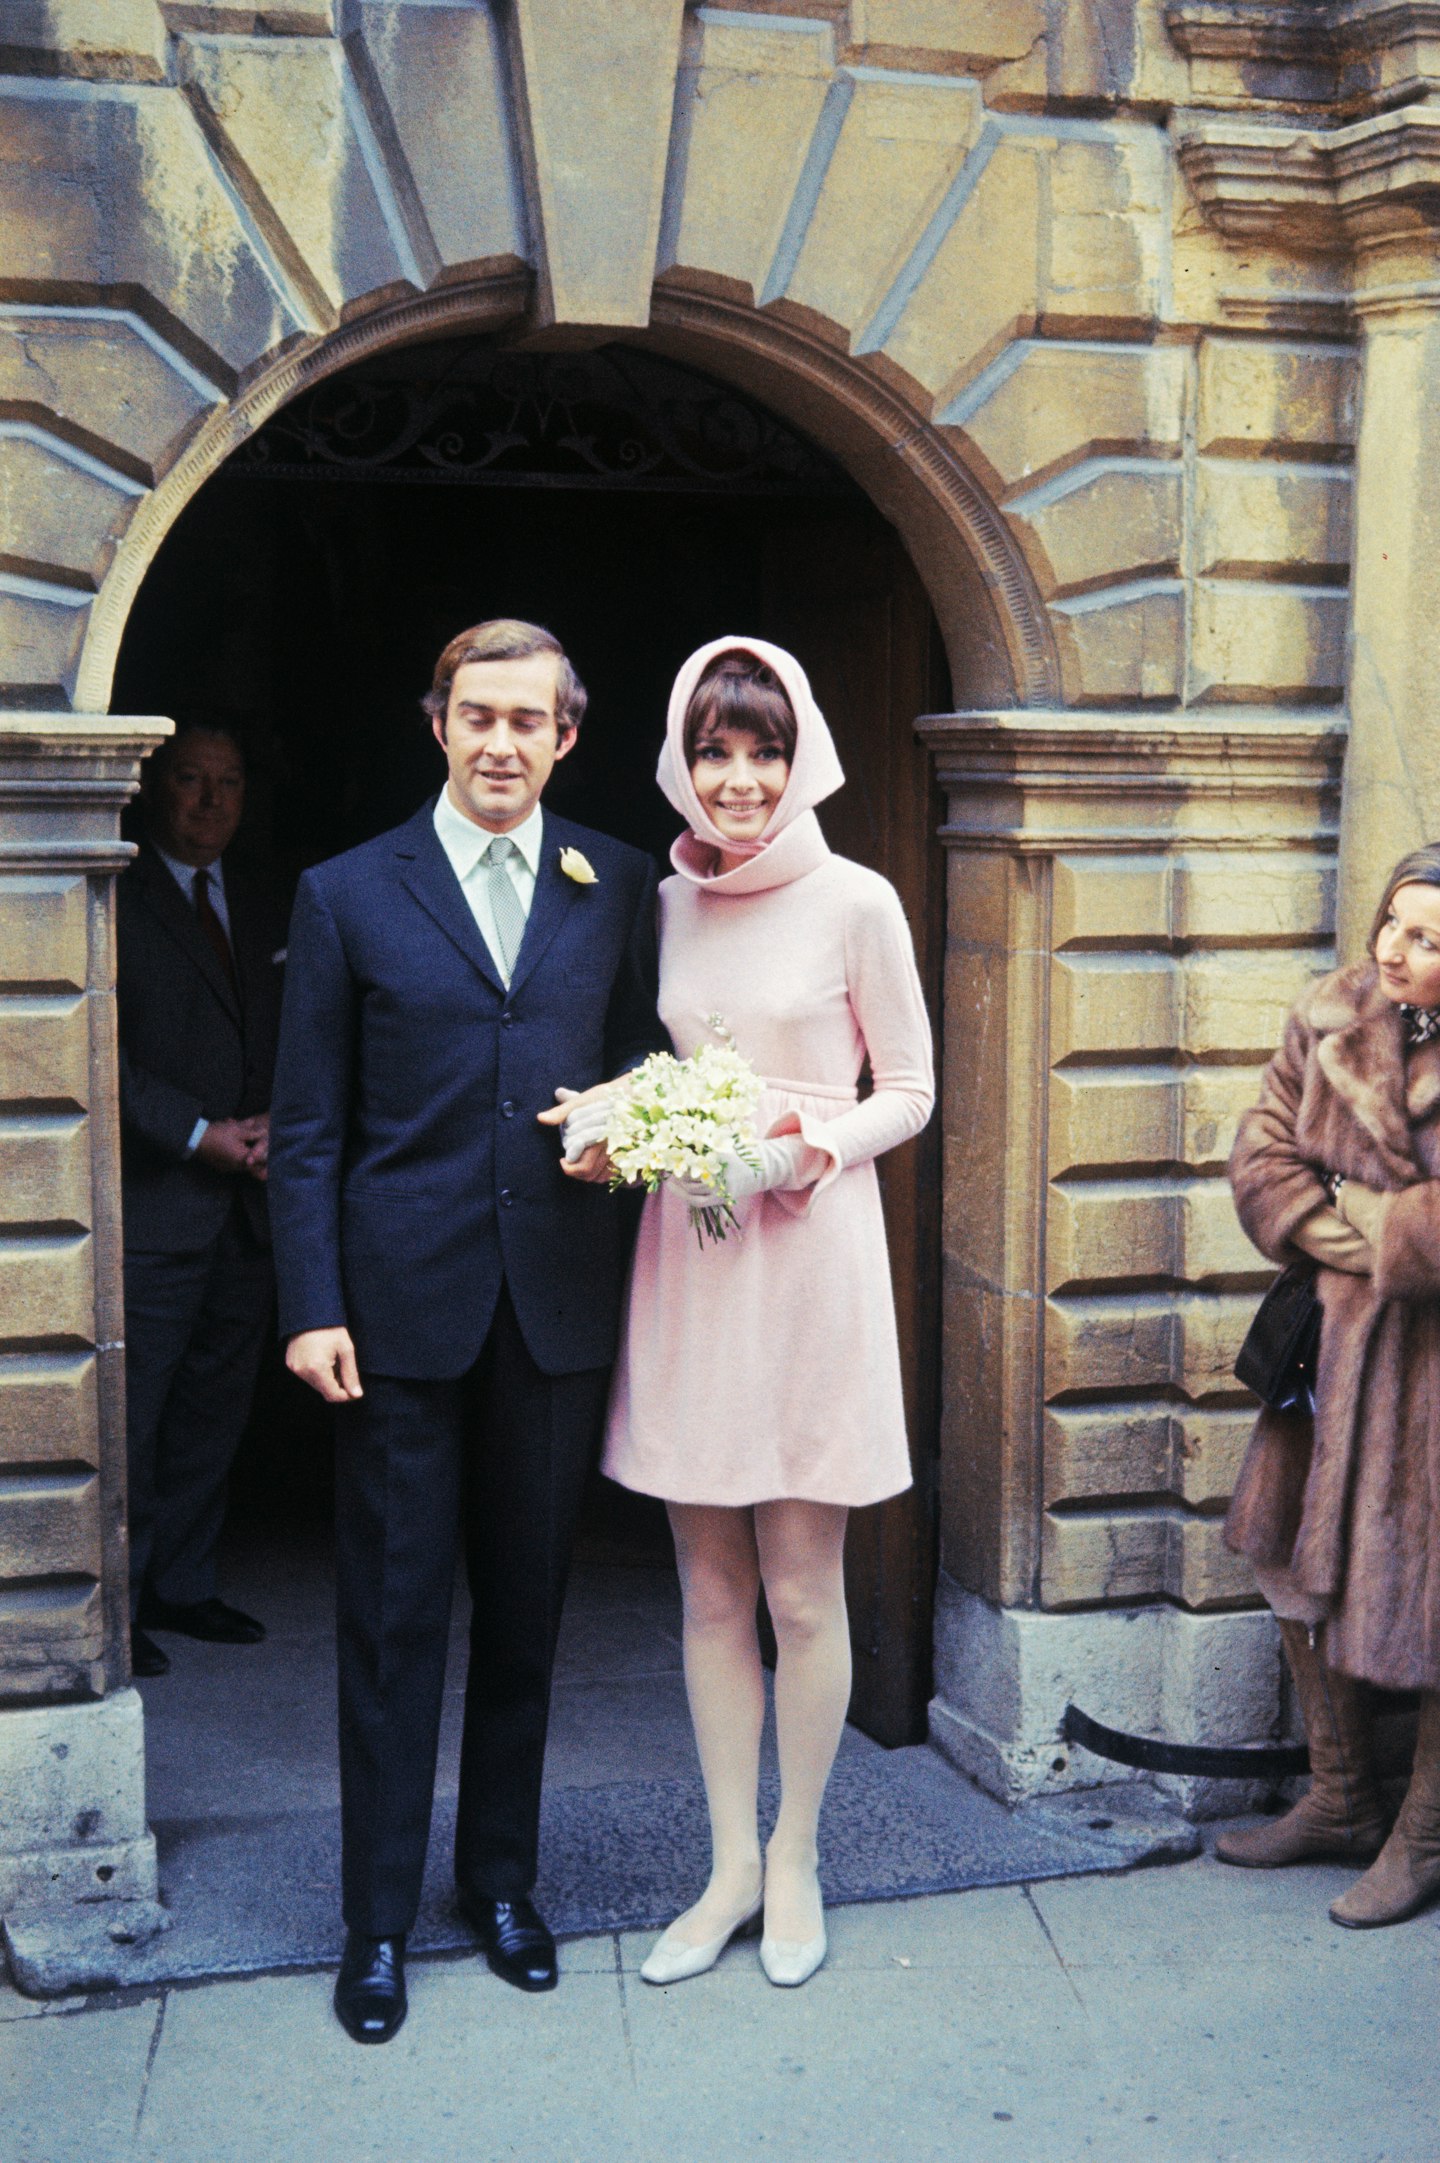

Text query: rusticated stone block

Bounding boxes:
[1040,134,1165,336]
[0,589,91,706]
[1049,580,1185,706]
[1044,1402,1254,1512]
[861,132,1042,405]
[0,1119,91,1234]
[947,342,1186,496]
[1051,951,1181,1060]
[1040,1507,1253,1610]
[177,34,409,323]
[662,12,833,303]
[0,0,167,84]
[1183,949,1325,1061]
[1047,1176,1257,1296]
[0,1472,101,1582]
[513,0,687,327]
[1191,580,1348,705]
[1196,459,1351,582]
[1054,949,1326,1065]
[0,82,297,377]
[1171,852,1335,947]
[0,1576,101,1660]
[1046,1289,1257,1400]
[0,877,88,994]
[353,2,525,280]
[0,1354,100,1471]
[1052,850,1333,957]
[848,0,1046,67]
[0,1234,94,1347]
[1197,338,1357,461]
[1008,463,1182,601]
[0,313,215,483]
[0,996,90,1111]
[1051,852,1171,949]
[780,70,982,338]
[1048,1064,1265,1179]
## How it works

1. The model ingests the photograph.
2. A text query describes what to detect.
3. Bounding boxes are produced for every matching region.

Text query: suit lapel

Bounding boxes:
[134,845,242,1026]
[397,810,506,995]
[507,816,580,995]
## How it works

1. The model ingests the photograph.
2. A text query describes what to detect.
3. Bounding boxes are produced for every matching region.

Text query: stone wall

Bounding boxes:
[4,0,1440,1971]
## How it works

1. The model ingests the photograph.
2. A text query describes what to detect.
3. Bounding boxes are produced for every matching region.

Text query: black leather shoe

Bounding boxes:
[137,1594,266,1644]
[334,1931,407,2044]
[459,1892,558,1992]
[130,1627,170,1678]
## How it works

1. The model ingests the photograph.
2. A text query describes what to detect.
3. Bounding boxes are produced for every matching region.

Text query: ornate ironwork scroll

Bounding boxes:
[227,339,859,497]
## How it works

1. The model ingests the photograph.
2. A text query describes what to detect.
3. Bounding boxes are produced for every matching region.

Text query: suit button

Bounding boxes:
[500,1011,514,1027]
[499,1188,514,1207]
[501,1100,515,1118]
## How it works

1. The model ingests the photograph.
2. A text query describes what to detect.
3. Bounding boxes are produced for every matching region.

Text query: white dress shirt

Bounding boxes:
[432,787,543,987]
[153,842,233,938]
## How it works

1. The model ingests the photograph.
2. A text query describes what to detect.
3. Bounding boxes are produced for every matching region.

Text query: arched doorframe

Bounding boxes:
[80,270,1060,1756]
[77,274,1060,718]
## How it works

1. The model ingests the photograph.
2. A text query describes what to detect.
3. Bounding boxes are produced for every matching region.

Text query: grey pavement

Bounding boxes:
[6,1525,1439,2160]
[5,1859,1439,2163]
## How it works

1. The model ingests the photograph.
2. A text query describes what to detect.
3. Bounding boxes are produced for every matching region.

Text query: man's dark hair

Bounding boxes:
[421,620,587,735]
[146,720,247,781]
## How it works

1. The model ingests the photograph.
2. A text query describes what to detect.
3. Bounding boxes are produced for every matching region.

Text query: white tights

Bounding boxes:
[666,1499,851,1945]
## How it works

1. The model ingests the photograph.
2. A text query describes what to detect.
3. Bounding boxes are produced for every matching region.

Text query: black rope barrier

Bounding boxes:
[1062,1704,1310,1781]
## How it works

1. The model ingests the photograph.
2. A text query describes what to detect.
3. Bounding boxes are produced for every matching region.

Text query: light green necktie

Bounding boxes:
[484,834,527,981]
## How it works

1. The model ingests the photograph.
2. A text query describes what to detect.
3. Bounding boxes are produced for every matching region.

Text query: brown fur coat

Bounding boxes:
[1226,959,1440,1691]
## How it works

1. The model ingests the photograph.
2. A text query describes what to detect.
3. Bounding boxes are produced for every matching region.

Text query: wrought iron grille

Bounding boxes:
[228,341,859,497]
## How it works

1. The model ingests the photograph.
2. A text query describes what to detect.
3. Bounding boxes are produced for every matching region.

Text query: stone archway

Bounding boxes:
[75,275,1060,721]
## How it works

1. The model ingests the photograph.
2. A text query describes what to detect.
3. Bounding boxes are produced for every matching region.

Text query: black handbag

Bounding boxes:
[1234,1263,1322,1412]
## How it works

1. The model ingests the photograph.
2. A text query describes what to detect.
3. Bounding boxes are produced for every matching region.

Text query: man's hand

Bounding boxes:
[537,1084,616,1185]
[195,1115,268,1176]
[242,1112,270,1183]
[286,1327,364,1403]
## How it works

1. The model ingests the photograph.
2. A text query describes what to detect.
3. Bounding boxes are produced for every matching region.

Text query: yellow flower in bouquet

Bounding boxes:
[606,1037,763,1246]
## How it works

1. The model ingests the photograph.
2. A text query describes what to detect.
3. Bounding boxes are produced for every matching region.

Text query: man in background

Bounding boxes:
[117,724,284,1678]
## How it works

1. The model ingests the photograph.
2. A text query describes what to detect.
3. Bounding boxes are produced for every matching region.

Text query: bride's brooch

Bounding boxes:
[559,847,598,885]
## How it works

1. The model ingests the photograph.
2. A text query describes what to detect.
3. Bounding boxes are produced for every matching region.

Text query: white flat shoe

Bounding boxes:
[759,1923,827,1988]
[640,1891,763,1985]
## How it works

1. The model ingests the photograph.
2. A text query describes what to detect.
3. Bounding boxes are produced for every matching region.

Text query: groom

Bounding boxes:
[268,619,664,2043]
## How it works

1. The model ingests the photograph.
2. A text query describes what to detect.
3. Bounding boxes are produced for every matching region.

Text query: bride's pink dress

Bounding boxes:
[601,643,933,1507]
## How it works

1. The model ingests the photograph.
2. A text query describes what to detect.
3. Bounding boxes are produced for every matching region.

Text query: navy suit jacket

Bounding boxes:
[117,842,284,1255]
[267,800,666,1380]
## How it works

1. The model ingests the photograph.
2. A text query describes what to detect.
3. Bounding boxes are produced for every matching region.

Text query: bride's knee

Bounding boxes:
[764,1570,844,1647]
[678,1551,760,1633]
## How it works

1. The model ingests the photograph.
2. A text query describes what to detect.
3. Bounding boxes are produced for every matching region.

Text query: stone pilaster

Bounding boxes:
[0,714,170,1984]
[1173,67,1440,955]
[917,707,1343,1809]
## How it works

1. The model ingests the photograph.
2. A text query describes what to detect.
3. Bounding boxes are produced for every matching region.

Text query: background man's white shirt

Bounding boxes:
[432,787,542,988]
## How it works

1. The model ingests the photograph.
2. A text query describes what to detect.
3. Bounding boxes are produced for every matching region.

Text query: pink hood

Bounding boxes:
[657,636,844,895]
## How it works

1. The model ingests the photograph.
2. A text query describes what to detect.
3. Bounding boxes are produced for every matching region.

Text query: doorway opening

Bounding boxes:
[113,334,947,1759]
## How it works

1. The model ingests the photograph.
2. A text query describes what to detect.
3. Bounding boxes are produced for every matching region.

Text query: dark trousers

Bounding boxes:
[124,1201,273,1613]
[335,1287,608,1937]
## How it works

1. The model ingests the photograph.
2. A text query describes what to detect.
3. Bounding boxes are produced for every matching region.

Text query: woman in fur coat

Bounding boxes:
[1221,844,1440,1927]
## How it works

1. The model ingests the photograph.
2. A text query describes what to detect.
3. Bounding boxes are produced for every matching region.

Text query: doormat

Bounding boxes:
[11,1750,1198,1993]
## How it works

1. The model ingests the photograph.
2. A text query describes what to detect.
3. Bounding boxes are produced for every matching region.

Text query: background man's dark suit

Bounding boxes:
[117,842,284,1613]
[268,801,664,1935]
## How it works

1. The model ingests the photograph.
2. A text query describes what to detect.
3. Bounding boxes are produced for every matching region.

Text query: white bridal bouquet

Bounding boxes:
[606,1026,763,1247]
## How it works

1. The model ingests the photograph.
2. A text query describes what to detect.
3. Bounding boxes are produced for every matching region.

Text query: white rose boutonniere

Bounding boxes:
[559,846,598,886]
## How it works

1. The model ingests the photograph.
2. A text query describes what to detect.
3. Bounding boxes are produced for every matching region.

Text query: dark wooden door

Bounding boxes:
[759,511,947,1747]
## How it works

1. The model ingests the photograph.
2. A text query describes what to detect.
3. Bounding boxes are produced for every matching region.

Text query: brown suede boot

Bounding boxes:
[1215,1621,1390,1868]
[1330,1691,1440,1927]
